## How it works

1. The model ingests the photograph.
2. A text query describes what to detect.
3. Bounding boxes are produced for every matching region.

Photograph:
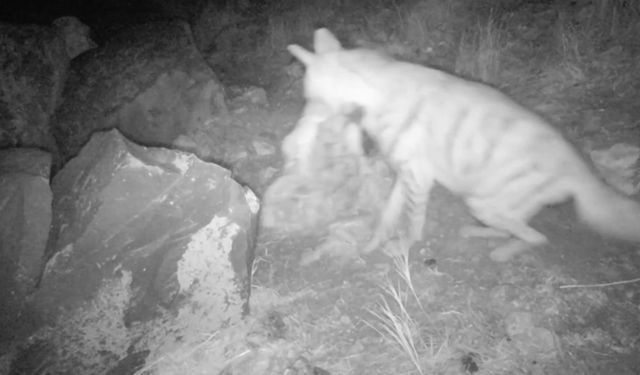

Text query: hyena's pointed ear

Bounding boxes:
[313,28,342,54]
[287,44,315,66]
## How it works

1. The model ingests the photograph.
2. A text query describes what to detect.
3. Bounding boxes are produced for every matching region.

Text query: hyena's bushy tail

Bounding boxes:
[573,173,640,243]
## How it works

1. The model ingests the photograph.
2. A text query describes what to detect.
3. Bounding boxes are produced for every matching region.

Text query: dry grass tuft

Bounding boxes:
[365,254,453,374]
[366,278,426,375]
[455,15,506,84]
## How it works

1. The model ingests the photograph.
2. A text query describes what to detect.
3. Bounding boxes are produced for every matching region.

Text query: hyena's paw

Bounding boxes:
[489,239,533,262]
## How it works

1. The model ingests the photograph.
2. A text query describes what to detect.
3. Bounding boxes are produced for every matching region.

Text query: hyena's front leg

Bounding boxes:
[363,165,434,254]
[362,175,406,254]
[403,164,434,246]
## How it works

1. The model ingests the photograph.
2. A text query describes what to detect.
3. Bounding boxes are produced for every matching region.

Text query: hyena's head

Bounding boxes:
[287,28,383,114]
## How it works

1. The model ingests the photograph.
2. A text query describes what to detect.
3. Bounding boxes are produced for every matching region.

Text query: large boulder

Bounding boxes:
[0,16,96,153]
[20,129,258,374]
[0,148,52,345]
[51,20,230,168]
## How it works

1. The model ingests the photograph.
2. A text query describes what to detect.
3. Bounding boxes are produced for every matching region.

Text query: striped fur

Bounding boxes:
[287,28,640,261]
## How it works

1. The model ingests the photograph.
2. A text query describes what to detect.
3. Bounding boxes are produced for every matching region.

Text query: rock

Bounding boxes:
[252,138,277,156]
[52,16,98,59]
[0,16,95,154]
[0,148,52,345]
[505,311,535,337]
[25,129,258,374]
[51,20,230,166]
[228,86,269,109]
[504,311,559,361]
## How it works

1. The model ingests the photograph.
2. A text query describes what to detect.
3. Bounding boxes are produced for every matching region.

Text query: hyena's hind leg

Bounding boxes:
[465,202,548,262]
[487,223,546,262]
[463,170,574,261]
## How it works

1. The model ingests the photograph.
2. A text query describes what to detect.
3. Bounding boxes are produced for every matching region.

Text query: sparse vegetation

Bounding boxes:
[454,15,506,84]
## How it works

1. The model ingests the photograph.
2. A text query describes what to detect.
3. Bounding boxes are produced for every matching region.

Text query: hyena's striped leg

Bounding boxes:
[459,224,530,262]
[404,164,433,246]
[466,202,548,261]
[363,166,434,254]
[488,222,547,262]
[362,176,405,254]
